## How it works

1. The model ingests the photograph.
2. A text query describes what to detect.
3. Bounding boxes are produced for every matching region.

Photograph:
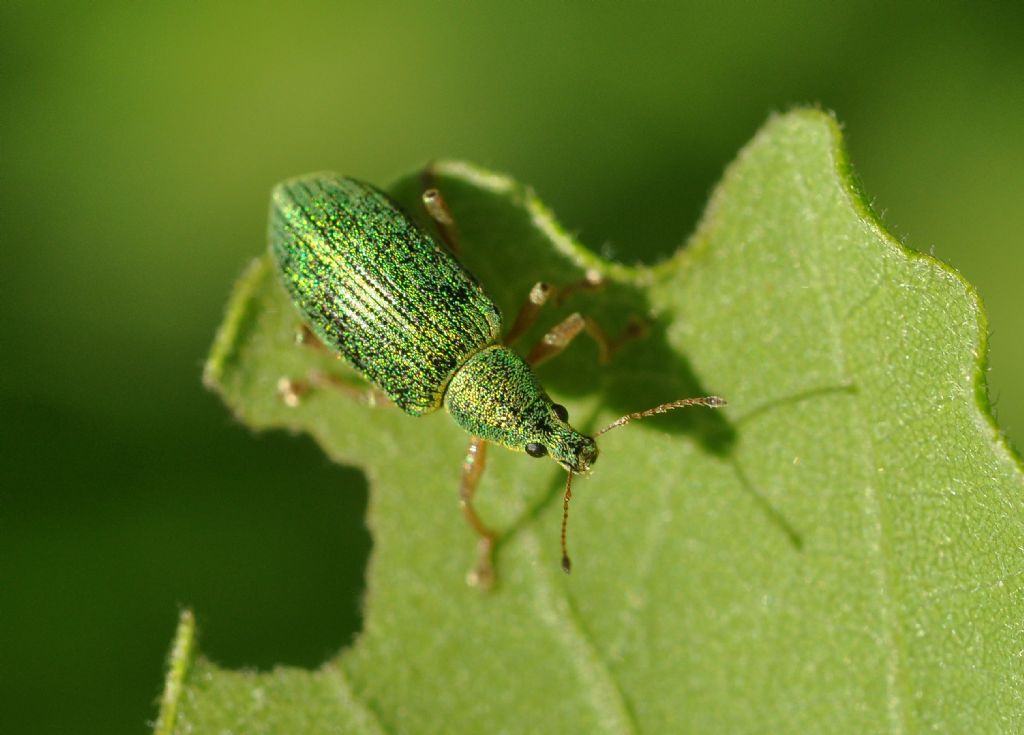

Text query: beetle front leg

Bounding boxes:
[460,436,498,589]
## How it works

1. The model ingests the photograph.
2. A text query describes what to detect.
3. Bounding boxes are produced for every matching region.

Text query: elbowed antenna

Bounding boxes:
[560,395,727,574]
[594,396,727,437]
[561,471,573,574]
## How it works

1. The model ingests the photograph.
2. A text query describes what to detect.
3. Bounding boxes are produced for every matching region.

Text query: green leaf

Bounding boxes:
[166,109,1024,734]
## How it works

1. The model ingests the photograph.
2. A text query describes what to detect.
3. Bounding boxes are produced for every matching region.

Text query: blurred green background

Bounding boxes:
[3,2,1022,733]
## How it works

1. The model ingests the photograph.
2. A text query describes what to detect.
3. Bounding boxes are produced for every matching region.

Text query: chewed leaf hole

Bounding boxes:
[186,431,369,669]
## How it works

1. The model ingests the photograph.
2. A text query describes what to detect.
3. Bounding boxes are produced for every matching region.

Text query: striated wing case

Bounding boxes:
[269,174,502,414]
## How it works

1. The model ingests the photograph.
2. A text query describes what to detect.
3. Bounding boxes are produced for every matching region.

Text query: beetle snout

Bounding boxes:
[572,439,598,474]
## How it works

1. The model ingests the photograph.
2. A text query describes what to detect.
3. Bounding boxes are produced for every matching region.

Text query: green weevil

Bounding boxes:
[269,172,725,586]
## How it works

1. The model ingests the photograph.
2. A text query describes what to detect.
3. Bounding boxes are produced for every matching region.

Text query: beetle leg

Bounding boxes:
[276,372,391,409]
[276,376,308,408]
[553,268,604,305]
[281,326,392,407]
[504,281,554,346]
[504,270,607,347]
[460,437,497,589]
[420,176,462,256]
[526,313,647,367]
[527,312,586,365]
[294,323,330,352]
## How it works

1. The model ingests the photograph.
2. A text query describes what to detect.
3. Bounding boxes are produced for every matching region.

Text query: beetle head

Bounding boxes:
[541,426,598,474]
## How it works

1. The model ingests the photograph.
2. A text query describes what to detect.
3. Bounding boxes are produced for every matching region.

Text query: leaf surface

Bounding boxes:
[163,110,1024,734]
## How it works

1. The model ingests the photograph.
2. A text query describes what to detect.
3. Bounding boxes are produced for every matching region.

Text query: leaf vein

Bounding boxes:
[324,662,393,735]
[521,522,640,735]
[796,167,910,735]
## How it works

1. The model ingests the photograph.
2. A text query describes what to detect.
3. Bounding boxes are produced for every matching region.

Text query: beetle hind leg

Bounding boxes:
[276,371,391,409]
[276,325,391,407]
[294,323,331,352]
[420,166,462,255]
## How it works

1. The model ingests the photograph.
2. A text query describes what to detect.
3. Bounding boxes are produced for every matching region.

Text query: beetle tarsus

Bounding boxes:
[459,437,500,589]
[276,372,391,408]
[277,376,306,408]
[553,268,605,306]
[421,185,462,255]
[467,537,496,590]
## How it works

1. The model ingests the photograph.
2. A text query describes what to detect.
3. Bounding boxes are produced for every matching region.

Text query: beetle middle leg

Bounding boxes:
[525,312,647,367]
[503,272,605,347]
[460,436,498,589]
[503,273,643,365]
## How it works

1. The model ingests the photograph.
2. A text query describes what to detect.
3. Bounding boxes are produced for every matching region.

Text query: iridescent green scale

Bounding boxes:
[269,174,502,414]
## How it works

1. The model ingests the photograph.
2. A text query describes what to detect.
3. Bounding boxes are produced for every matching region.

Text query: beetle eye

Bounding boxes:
[552,403,569,422]
[525,442,548,458]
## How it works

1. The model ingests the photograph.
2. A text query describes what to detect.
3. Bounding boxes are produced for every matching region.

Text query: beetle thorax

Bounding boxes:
[444,346,597,472]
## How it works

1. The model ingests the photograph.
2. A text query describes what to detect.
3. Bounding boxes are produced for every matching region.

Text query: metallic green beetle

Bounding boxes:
[270,173,724,586]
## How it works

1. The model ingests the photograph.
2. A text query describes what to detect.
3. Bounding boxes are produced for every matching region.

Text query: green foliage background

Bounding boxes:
[2,3,1023,734]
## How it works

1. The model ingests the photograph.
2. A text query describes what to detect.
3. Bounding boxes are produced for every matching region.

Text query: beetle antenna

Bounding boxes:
[561,471,573,574]
[594,396,727,437]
